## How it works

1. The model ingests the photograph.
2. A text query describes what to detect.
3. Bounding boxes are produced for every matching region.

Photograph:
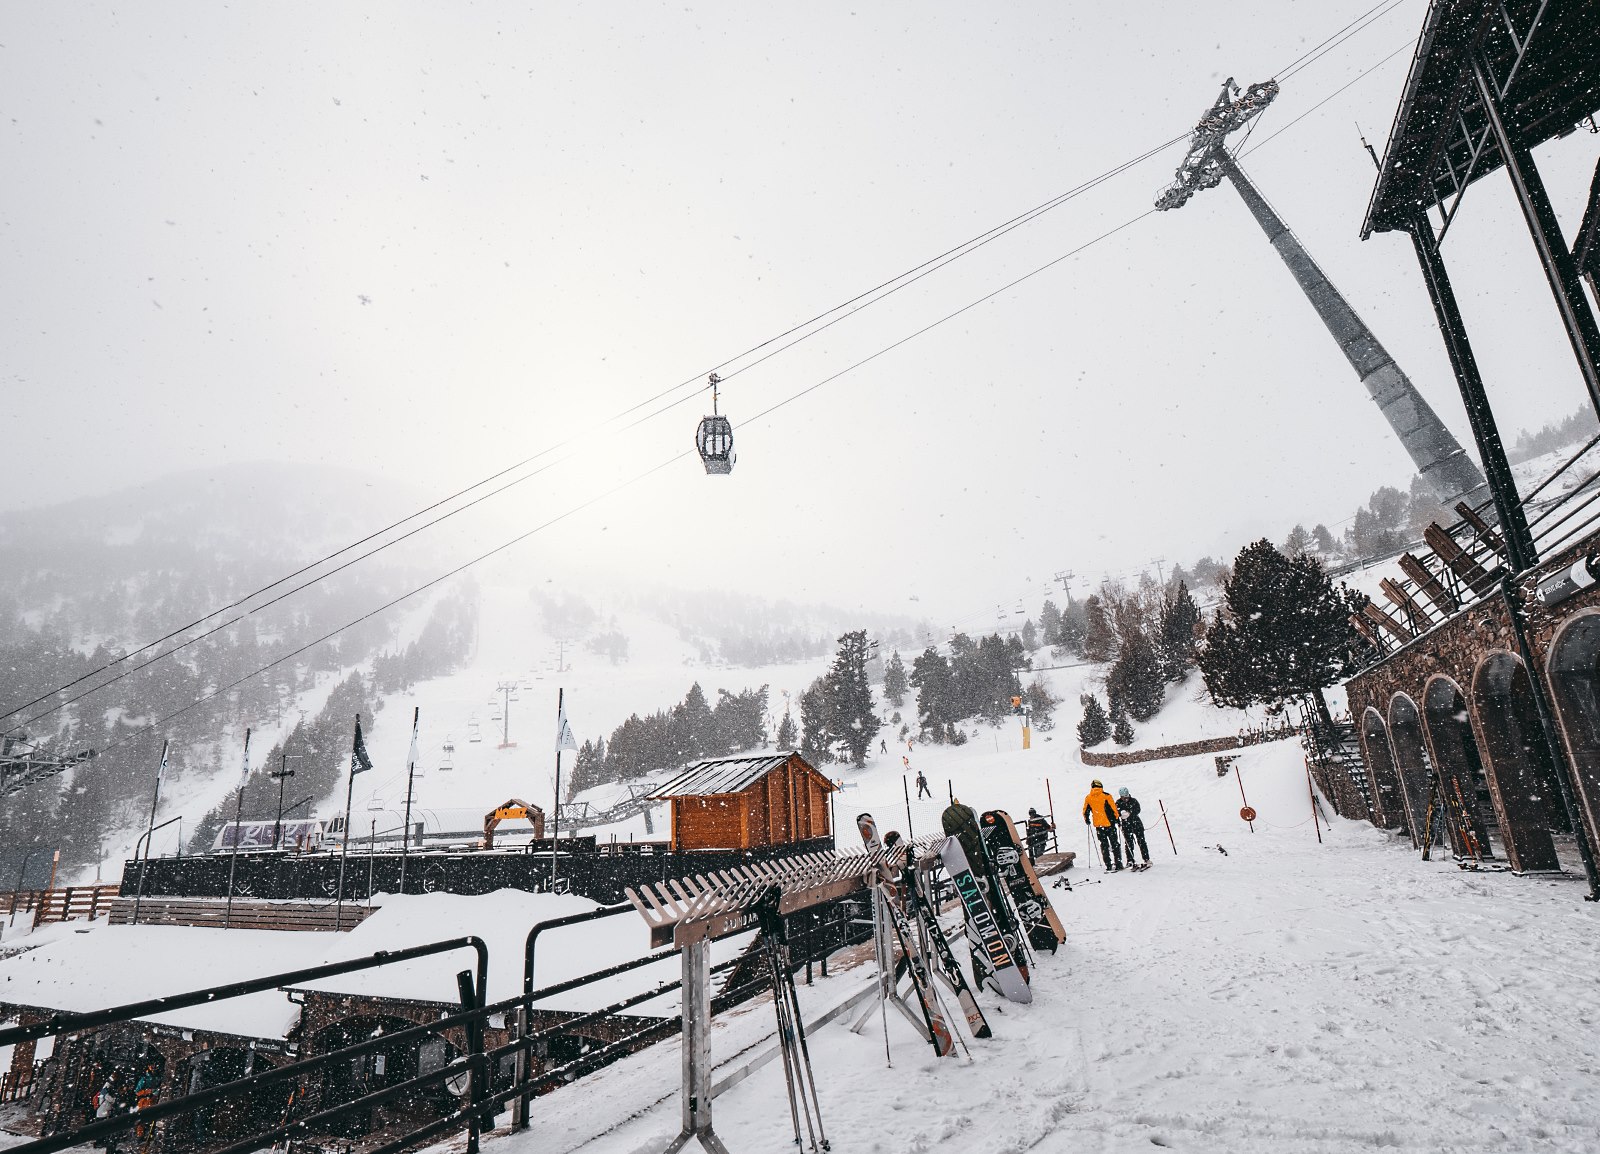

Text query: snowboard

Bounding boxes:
[857,813,956,1056]
[938,835,1031,1004]
[904,852,992,1039]
[980,809,1066,950]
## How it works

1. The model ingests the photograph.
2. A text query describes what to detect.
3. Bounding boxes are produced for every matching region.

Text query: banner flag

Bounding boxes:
[351,717,374,775]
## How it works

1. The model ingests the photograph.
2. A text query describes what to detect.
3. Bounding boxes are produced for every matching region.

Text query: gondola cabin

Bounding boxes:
[647,754,835,852]
[695,371,735,474]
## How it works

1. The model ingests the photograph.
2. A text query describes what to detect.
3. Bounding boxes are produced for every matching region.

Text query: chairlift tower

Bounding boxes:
[1,734,95,796]
[496,680,520,749]
[1155,78,1487,506]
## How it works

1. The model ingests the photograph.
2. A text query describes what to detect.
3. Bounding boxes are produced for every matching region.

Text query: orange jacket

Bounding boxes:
[1082,788,1121,828]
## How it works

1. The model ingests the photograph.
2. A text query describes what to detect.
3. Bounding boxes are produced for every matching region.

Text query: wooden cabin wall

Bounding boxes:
[671,795,745,852]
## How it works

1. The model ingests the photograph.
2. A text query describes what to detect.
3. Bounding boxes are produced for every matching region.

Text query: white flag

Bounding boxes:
[238,730,253,787]
[407,726,420,769]
[555,707,578,752]
[156,742,170,784]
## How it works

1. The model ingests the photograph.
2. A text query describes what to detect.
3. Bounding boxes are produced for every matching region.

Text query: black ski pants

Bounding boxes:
[1122,822,1149,864]
[1094,824,1122,869]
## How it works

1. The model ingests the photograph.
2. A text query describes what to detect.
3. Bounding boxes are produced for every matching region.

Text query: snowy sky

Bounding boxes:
[4,0,1598,624]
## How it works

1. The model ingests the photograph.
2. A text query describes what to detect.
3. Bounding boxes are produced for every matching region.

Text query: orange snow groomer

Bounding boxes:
[1081,779,1125,871]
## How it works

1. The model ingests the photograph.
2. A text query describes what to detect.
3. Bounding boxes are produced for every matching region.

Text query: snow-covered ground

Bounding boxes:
[504,735,1600,1154]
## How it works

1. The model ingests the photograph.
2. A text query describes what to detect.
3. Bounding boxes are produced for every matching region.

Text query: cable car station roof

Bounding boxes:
[1361,0,1600,239]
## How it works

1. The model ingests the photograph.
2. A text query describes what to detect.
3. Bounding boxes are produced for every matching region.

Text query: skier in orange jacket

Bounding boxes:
[1082,779,1124,871]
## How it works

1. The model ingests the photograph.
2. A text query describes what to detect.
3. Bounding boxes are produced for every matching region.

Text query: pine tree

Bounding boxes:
[883,650,909,708]
[1158,581,1202,680]
[1077,695,1111,747]
[799,678,834,765]
[1024,677,1058,730]
[1106,630,1166,721]
[1312,523,1337,555]
[776,711,798,751]
[1198,539,1366,725]
[826,630,881,767]
[1112,711,1134,746]
[1020,619,1039,652]
[910,647,954,733]
[1083,595,1117,663]
[1039,600,1062,647]
[1282,524,1313,556]
[1055,599,1087,655]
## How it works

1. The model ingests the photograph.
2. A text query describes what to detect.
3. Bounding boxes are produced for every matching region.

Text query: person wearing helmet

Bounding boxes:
[1117,786,1150,869]
[1082,779,1123,871]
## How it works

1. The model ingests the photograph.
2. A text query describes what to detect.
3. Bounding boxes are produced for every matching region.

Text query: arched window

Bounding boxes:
[1471,652,1563,873]
[1422,677,1494,859]
[1387,694,1440,849]
[1542,613,1600,850]
[1358,707,1406,830]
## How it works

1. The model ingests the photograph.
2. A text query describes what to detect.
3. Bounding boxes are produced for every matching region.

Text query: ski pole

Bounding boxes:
[1159,798,1176,854]
[1236,761,1255,833]
[903,774,914,839]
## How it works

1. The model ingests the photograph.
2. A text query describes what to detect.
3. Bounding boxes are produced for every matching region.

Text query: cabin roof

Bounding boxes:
[647,753,831,799]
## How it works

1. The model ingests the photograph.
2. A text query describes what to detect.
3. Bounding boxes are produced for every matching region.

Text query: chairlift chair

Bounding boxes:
[695,373,735,475]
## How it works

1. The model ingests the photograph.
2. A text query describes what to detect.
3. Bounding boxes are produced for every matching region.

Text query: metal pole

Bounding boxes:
[335,758,356,930]
[224,729,251,930]
[131,741,168,927]
[1307,762,1324,845]
[1216,149,1484,501]
[271,752,296,853]
[902,774,914,838]
[1406,217,1537,566]
[1046,778,1058,852]
[1159,798,1177,855]
[1471,56,1600,419]
[551,688,563,891]
[1236,761,1254,832]
[400,706,420,894]
[367,818,377,904]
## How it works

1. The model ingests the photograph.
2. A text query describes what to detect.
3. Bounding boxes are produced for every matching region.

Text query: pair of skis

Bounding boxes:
[754,884,830,1152]
[857,813,1032,1052]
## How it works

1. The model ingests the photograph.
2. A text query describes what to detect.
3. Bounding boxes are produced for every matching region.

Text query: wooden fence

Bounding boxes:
[2,884,121,926]
[107,896,378,932]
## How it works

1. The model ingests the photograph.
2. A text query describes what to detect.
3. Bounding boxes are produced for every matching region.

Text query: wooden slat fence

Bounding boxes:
[107,896,378,932]
[1,884,121,926]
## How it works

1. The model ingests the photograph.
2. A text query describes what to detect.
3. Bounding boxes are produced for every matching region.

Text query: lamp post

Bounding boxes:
[271,753,300,851]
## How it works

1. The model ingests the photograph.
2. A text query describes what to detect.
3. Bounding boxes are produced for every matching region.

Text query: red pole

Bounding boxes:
[1159,798,1177,854]
[1236,761,1255,833]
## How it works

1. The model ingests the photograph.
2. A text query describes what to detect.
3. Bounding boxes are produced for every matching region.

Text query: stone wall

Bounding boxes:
[1079,729,1298,768]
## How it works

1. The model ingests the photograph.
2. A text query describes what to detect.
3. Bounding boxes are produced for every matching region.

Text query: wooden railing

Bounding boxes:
[1,883,121,926]
[107,896,379,931]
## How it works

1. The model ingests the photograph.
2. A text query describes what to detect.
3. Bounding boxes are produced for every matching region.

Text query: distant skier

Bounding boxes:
[916,770,932,799]
[1117,786,1151,868]
[1082,779,1124,871]
[1025,807,1053,861]
[880,738,888,754]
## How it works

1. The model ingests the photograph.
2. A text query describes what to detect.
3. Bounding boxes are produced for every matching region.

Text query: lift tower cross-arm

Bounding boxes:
[1156,79,1486,506]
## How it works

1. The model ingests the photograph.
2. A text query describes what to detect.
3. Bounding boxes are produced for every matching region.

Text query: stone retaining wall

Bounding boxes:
[1079,729,1298,768]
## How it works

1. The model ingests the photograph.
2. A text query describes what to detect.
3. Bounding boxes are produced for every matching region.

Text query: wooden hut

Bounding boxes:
[647,754,835,852]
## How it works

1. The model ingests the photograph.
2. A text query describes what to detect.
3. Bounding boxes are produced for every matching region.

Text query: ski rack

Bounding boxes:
[626,848,894,949]
[627,843,931,1154]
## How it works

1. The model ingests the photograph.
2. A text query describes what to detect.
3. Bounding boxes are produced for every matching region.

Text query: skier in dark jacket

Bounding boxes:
[1025,808,1053,861]
[1082,780,1123,870]
[1117,786,1150,867]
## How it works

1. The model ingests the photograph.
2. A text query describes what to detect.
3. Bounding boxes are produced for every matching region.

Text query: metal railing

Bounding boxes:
[0,894,867,1154]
